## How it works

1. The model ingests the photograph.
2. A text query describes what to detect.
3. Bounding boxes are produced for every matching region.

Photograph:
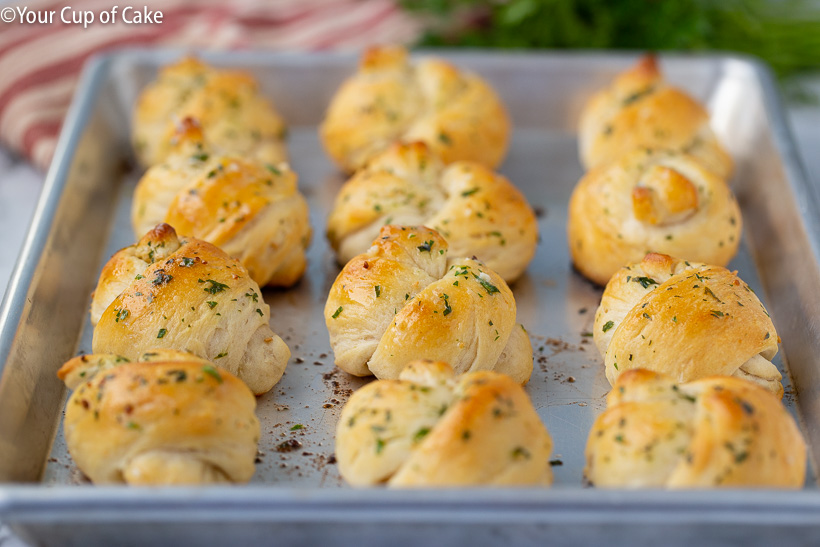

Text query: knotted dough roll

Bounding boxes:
[593,253,782,396]
[58,349,260,485]
[327,141,537,282]
[320,45,510,173]
[579,54,732,179]
[133,118,311,288]
[336,360,553,487]
[133,56,287,167]
[568,148,741,286]
[585,369,806,488]
[91,223,290,395]
[325,225,532,383]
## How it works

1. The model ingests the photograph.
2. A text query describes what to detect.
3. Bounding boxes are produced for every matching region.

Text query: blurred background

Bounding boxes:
[2,0,820,291]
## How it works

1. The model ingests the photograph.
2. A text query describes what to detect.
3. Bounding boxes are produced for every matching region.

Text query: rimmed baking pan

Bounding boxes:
[1,49,819,545]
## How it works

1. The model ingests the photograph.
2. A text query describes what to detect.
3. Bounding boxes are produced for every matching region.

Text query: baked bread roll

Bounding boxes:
[325,225,532,383]
[568,148,741,286]
[327,142,537,282]
[57,350,260,485]
[90,223,290,395]
[133,56,287,167]
[132,118,311,288]
[593,253,782,396]
[320,45,510,173]
[579,55,732,179]
[336,360,553,487]
[585,369,806,488]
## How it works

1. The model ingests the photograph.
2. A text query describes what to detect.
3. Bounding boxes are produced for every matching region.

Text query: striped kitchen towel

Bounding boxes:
[0,0,420,170]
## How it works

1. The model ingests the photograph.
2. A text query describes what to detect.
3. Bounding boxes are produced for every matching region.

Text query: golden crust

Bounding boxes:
[132,118,311,288]
[336,360,552,487]
[324,225,532,382]
[593,253,782,396]
[133,57,287,167]
[327,142,537,282]
[91,223,290,395]
[579,55,732,178]
[568,148,741,286]
[320,45,510,172]
[59,350,259,485]
[585,369,806,488]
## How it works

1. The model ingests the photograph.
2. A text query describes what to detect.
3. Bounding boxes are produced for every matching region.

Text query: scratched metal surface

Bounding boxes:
[2,50,820,545]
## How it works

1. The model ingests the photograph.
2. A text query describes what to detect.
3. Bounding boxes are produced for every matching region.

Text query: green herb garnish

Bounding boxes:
[203,279,229,294]
[414,427,431,442]
[417,240,434,252]
[202,365,223,383]
[633,276,658,289]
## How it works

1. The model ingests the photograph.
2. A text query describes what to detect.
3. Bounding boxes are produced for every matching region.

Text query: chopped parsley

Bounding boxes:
[476,276,500,295]
[512,446,531,459]
[203,279,229,294]
[375,285,381,298]
[413,427,431,443]
[207,301,218,309]
[151,270,173,286]
[441,294,452,316]
[332,306,343,319]
[461,187,479,197]
[633,276,658,289]
[114,308,130,323]
[622,87,652,106]
[157,328,167,339]
[202,364,223,383]
[417,240,434,252]
[602,320,615,332]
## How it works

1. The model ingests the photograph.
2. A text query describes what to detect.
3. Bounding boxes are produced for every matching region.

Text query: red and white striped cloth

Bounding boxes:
[0,0,421,170]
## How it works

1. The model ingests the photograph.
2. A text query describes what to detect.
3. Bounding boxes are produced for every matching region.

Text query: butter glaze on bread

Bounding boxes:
[58,350,260,485]
[579,55,732,179]
[327,142,537,282]
[585,369,805,488]
[324,225,532,382]
[593,253,782,396]
[320,45,510,172]
[133,57,287,167]
[91,223,290,395]
[568,148,741,286]
[133,118,311,288]
[336,360,553,487]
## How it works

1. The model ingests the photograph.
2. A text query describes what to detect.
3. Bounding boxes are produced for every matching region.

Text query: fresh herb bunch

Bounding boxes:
[402,0,820,78]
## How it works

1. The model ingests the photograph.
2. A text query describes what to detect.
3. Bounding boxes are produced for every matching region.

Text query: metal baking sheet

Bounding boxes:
[2,49,820,545]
